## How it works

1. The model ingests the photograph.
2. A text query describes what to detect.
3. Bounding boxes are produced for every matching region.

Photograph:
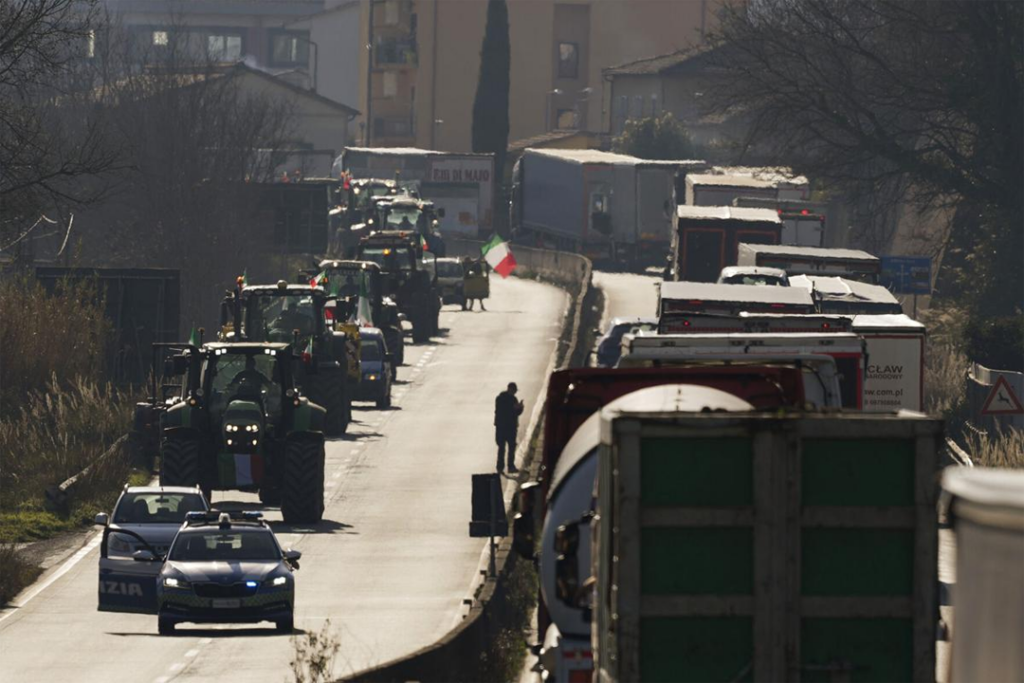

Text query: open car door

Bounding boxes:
[97,528,161,614]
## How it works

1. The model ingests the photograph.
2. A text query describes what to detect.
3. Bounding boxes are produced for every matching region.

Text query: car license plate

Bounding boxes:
[211,598,241,609]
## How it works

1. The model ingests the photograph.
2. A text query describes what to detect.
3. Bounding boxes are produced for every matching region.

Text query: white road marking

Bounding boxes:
[333,471,343,478]
[169,662,185,672]
[199,638,212,645]
[184,649,200,658]
[153,676,170,683]
[0,532,103,623]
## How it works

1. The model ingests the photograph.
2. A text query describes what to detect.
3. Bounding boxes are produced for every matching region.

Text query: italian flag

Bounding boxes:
[420,234,430,252]
[310,270,328,289]
[218,453,265,487]
[481,234,516,278]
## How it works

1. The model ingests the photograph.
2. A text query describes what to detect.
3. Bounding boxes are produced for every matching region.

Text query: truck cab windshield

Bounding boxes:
[385,206,422,230]
[248,295,317,341]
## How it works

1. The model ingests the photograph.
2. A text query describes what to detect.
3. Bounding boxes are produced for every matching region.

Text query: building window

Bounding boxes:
[633,95,644,119]
[558,42,578,79]
[208,34,242,62]
[382,71,397,97]
[384,0,399,25]
[374,117,412,138]
[650,94,659,116]
[556,109,575,130]
[269,32,310,67]
[152,30,169,46]
[375,37,417,65]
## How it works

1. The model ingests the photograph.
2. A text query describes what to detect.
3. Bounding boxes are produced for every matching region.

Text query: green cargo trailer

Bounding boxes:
[592,412,943,683]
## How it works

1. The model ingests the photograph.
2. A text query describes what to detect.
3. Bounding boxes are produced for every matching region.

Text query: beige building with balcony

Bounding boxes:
[356,0,714,153]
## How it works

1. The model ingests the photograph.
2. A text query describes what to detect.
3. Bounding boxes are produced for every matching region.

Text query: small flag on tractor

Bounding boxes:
[420,234,430,252]
[481,234,517,278]
[357,272,373,326]
[242,269,249,287]
[310,270,328,289]
[188,324,201,347]
[302,337,314,363]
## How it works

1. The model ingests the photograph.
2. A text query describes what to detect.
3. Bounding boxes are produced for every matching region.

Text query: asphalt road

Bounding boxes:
[592,270,661,327]
[0,276,567,682]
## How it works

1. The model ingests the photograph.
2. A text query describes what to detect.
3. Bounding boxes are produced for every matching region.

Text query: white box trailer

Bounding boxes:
[686,166,810,206]
[656,312,926,412]
[511,149,703,268]
[619,331,866,409]
[791,274,903,314]
[335,147,494,238]
[659,280,817,317]
[738,242,882,283]
[734,196,828,247]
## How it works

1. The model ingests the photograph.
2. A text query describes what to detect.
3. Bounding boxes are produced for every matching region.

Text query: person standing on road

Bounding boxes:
[494,382,524,473]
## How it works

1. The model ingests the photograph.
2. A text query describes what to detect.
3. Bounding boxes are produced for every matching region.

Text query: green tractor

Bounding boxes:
[317,259,405,367]
[221,279,354,435]
[159,342,326,523]
[355,230,441,344]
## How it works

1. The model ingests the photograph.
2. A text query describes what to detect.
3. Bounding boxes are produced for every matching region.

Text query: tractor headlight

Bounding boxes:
[163,576,190,590]
[226,424,238,432]
[366,374,378,381]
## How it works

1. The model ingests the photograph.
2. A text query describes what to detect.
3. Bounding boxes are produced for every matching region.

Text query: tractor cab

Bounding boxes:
[374,197,446,256]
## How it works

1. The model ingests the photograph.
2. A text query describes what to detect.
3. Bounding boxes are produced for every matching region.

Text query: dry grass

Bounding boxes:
[0,544,42,606]
[0,275,110,414]
[965,426,1024,469]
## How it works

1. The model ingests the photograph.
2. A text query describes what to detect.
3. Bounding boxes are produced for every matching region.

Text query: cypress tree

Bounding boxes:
[471,0,511,188]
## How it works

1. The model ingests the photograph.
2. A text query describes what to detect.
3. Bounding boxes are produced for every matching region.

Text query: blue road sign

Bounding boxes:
[881,256,932,295]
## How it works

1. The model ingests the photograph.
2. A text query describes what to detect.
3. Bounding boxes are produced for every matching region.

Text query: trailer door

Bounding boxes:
[682,228,724,282]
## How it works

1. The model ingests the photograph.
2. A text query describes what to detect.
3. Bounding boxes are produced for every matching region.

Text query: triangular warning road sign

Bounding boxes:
[981,375,1024,415]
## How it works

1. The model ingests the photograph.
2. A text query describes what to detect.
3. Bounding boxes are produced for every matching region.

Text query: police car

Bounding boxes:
[98,511,300,635]
[95,485,209,559]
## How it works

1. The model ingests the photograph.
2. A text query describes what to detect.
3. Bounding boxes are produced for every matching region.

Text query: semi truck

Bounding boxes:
[737,243,881,283]
[685,166,809,207]
[672,206,782,282]
[510,148,703,269]
[619,330,865,408]
[334,147,494,238]
[790,274,903,314]
[659,281,816,317]
[519,366,817,683]
[589,405,943,682]
[734,196,828,247]
[657,312,926,412]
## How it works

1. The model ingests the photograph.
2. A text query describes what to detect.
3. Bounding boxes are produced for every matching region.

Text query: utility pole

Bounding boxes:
[365,0,375,145]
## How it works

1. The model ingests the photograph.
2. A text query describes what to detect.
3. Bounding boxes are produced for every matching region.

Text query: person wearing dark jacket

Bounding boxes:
[494,382,524,472]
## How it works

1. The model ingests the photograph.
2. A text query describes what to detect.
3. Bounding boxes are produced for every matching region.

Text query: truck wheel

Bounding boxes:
[412,316,429,343]
[160,437,200,487]
[281,438,325,524]
[259,484,281,506]
[317,375,347,437]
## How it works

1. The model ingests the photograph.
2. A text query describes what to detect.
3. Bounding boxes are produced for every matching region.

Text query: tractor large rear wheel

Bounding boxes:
[160,437,200,488]
[316,374,347,437]
[411,311,430,343]
[281,439,325,524]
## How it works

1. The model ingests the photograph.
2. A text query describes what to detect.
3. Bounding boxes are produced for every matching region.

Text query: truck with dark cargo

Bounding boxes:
[734,195,828,247]
[671,206,783,282]
[590,407,943,682]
